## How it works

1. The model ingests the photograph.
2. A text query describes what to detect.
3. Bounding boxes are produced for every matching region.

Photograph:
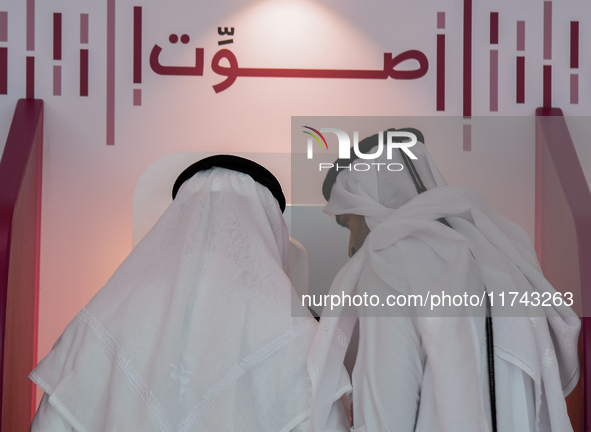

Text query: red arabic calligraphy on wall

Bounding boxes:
[147,27,429,93]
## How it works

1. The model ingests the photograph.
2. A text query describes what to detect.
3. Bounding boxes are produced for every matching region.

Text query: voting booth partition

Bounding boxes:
[0,99,43,432]
[536,109,591,432]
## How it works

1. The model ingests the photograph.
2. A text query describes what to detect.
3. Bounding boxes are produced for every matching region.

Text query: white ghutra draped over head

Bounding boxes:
[322,128,443,228]
[31,157,339,432]
[307,131,580,432]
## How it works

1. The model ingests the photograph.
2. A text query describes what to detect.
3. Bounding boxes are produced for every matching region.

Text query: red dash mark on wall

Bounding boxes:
[437,12,445,29]
[517,21,525,51]
[463,124,471,151]
[543,2,552,60]
[570,74,578,104]
[133,88,141,106]
[26,56,34,98]
[0,12,7,42]
[80,49,88,96]
[53,13,61,60]
[26,0,34,51]
[490,50,498,111]
[80,14,89,44]
[107,0,115,145]
[0,48,6,94]
[570,21,579,68]
[516,57,525,103]
[463,0,472,117]
[437,34,445,111]
[543,65,551,108]
[490,12,498,44]
[133,7,142,84]
[53,65,61,95]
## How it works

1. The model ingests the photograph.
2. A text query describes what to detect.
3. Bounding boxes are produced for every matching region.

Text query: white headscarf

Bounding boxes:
[31,168,323,432]
[307,140,580,432]
[323,137,441,228]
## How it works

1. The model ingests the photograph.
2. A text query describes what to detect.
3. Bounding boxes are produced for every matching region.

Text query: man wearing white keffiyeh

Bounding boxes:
[306,131,580,432]
[29,156,350,432]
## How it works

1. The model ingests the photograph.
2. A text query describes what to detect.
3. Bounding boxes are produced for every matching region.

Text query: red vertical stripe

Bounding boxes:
[53,13,61,60]
[490,50,498,111]
[107,0,115,145]
[543,65,551,108]
[570,21,579,69]
[516,57,525,103]
[0,12,7,42]
[0,47,6,94]
[490,12,498,44]
[26,56,34,98]
[463,0,472,117]
[80,49,88,96]
[543,2,552,60]
[437,34,445,111]
[133,7,142,84]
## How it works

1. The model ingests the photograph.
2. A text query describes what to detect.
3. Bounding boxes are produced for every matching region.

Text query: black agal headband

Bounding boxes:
[321,128,426,201]
[172,154,286,213]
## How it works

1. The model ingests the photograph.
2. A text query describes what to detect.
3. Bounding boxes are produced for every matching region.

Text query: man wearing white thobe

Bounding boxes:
[31,156,350,432]
[306,131,580,432]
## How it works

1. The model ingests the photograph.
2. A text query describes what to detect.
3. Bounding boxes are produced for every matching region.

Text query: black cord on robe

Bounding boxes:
[397,136,498,432]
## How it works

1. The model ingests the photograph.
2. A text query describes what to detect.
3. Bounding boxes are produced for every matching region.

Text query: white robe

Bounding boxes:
[32,392,350,432]
[349,245,537,432]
